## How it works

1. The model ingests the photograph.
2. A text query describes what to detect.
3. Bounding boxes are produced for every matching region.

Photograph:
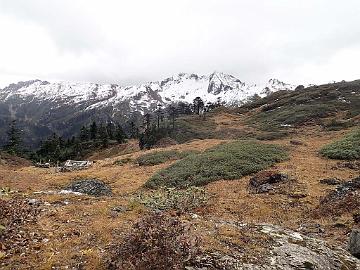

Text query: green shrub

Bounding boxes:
[145,141,288,188]
[321,119,354,131]
[113,157,132,165]
[132,187,209,212]
[320,129,360,160]
[136,150,199,166]
[256,131,289,141]
[251,104,335,130]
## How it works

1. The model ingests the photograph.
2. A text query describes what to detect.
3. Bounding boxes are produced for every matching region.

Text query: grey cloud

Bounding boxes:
[0,0,360,87]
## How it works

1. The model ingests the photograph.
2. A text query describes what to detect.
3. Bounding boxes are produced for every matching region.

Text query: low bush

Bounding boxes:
[145,141,288,188]
[251,104,335,130]
[256,131,289,141]
[132,187,209,212]
[321,119,354,131]
[113,157,132,166]
[105,212,201,270]
[320,129,360,160]
[136,150,199,166]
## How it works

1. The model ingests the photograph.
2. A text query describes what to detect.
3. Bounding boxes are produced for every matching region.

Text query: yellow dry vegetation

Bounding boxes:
[0,112,358,269]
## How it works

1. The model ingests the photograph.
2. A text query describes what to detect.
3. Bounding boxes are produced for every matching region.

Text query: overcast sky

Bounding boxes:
[0,0,360,88]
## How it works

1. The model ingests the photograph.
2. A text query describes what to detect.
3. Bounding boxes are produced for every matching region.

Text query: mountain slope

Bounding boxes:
[0,72,295,147]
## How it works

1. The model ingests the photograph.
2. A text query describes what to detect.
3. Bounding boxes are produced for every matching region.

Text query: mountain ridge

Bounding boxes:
[0,71,296,147]
[0,71,296,111]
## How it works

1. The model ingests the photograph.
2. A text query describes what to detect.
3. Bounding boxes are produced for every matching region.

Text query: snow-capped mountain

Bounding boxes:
[0,72,295,147]
[0,72,295,113]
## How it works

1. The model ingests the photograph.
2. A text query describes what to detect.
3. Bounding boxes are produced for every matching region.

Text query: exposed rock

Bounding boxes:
[322,177,360,203]
[333,161,360,171]
[65,179,112,196]
[354,213,360,224]
[315,177,360,217]
[27,198,40,205]
[295,85,305,91]
[349,229,360,258]
[299,223,324,236]
[248,170,289,194]
[320,178,342,185]
[290,140,305,146]
[190,223,360,269]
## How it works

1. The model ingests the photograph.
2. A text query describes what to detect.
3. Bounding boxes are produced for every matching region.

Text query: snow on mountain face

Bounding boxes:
[0,72,296,114]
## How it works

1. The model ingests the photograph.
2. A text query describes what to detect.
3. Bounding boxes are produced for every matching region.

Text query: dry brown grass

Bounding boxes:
[0,117,358,269]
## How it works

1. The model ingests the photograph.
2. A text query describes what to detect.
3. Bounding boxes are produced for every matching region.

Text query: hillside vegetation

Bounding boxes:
[320,129,360,160]
[238,80,360,131]
[145,140,288,188]
[1,80,360,269]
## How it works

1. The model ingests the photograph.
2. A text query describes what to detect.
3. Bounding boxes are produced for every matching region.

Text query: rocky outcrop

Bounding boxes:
[189,222,360,270]
[349,229,360,259]
[65,178,112,196]
[248,170,289,194]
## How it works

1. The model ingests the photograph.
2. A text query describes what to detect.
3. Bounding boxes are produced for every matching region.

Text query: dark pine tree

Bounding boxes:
[90,121,98,140]
[155,104,163,129]
[114,124,126,144]
[4,120,22,155]
[98,123,109,147]
[129,121,139,139]
[193,97,204,115]
[106,121,115,140]
[167,105,178,129]
[144,113,152,130]
[79,125,90,141]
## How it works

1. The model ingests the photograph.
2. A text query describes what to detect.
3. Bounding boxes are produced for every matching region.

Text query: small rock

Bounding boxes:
[349,229,360,258]
[248,170,289,194]
[320,178,342,185]
[353,213,360,224]
[65,178,112,196]
[290,140,304,146]
[191,213,200,219]
[111,206,127,213]
[299,223,324,235]
[27,199,39,205]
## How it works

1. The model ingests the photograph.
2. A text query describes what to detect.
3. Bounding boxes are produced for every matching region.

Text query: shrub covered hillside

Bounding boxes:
[239,80,360,131]
[145,140,288,188]
[320,129,360,160]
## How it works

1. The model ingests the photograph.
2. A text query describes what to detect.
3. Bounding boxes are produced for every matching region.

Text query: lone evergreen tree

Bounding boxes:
[4,120,22,155]
[193,97,204,115]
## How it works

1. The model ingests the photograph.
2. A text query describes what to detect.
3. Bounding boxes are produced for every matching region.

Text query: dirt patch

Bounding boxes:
[0,198,43,268]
